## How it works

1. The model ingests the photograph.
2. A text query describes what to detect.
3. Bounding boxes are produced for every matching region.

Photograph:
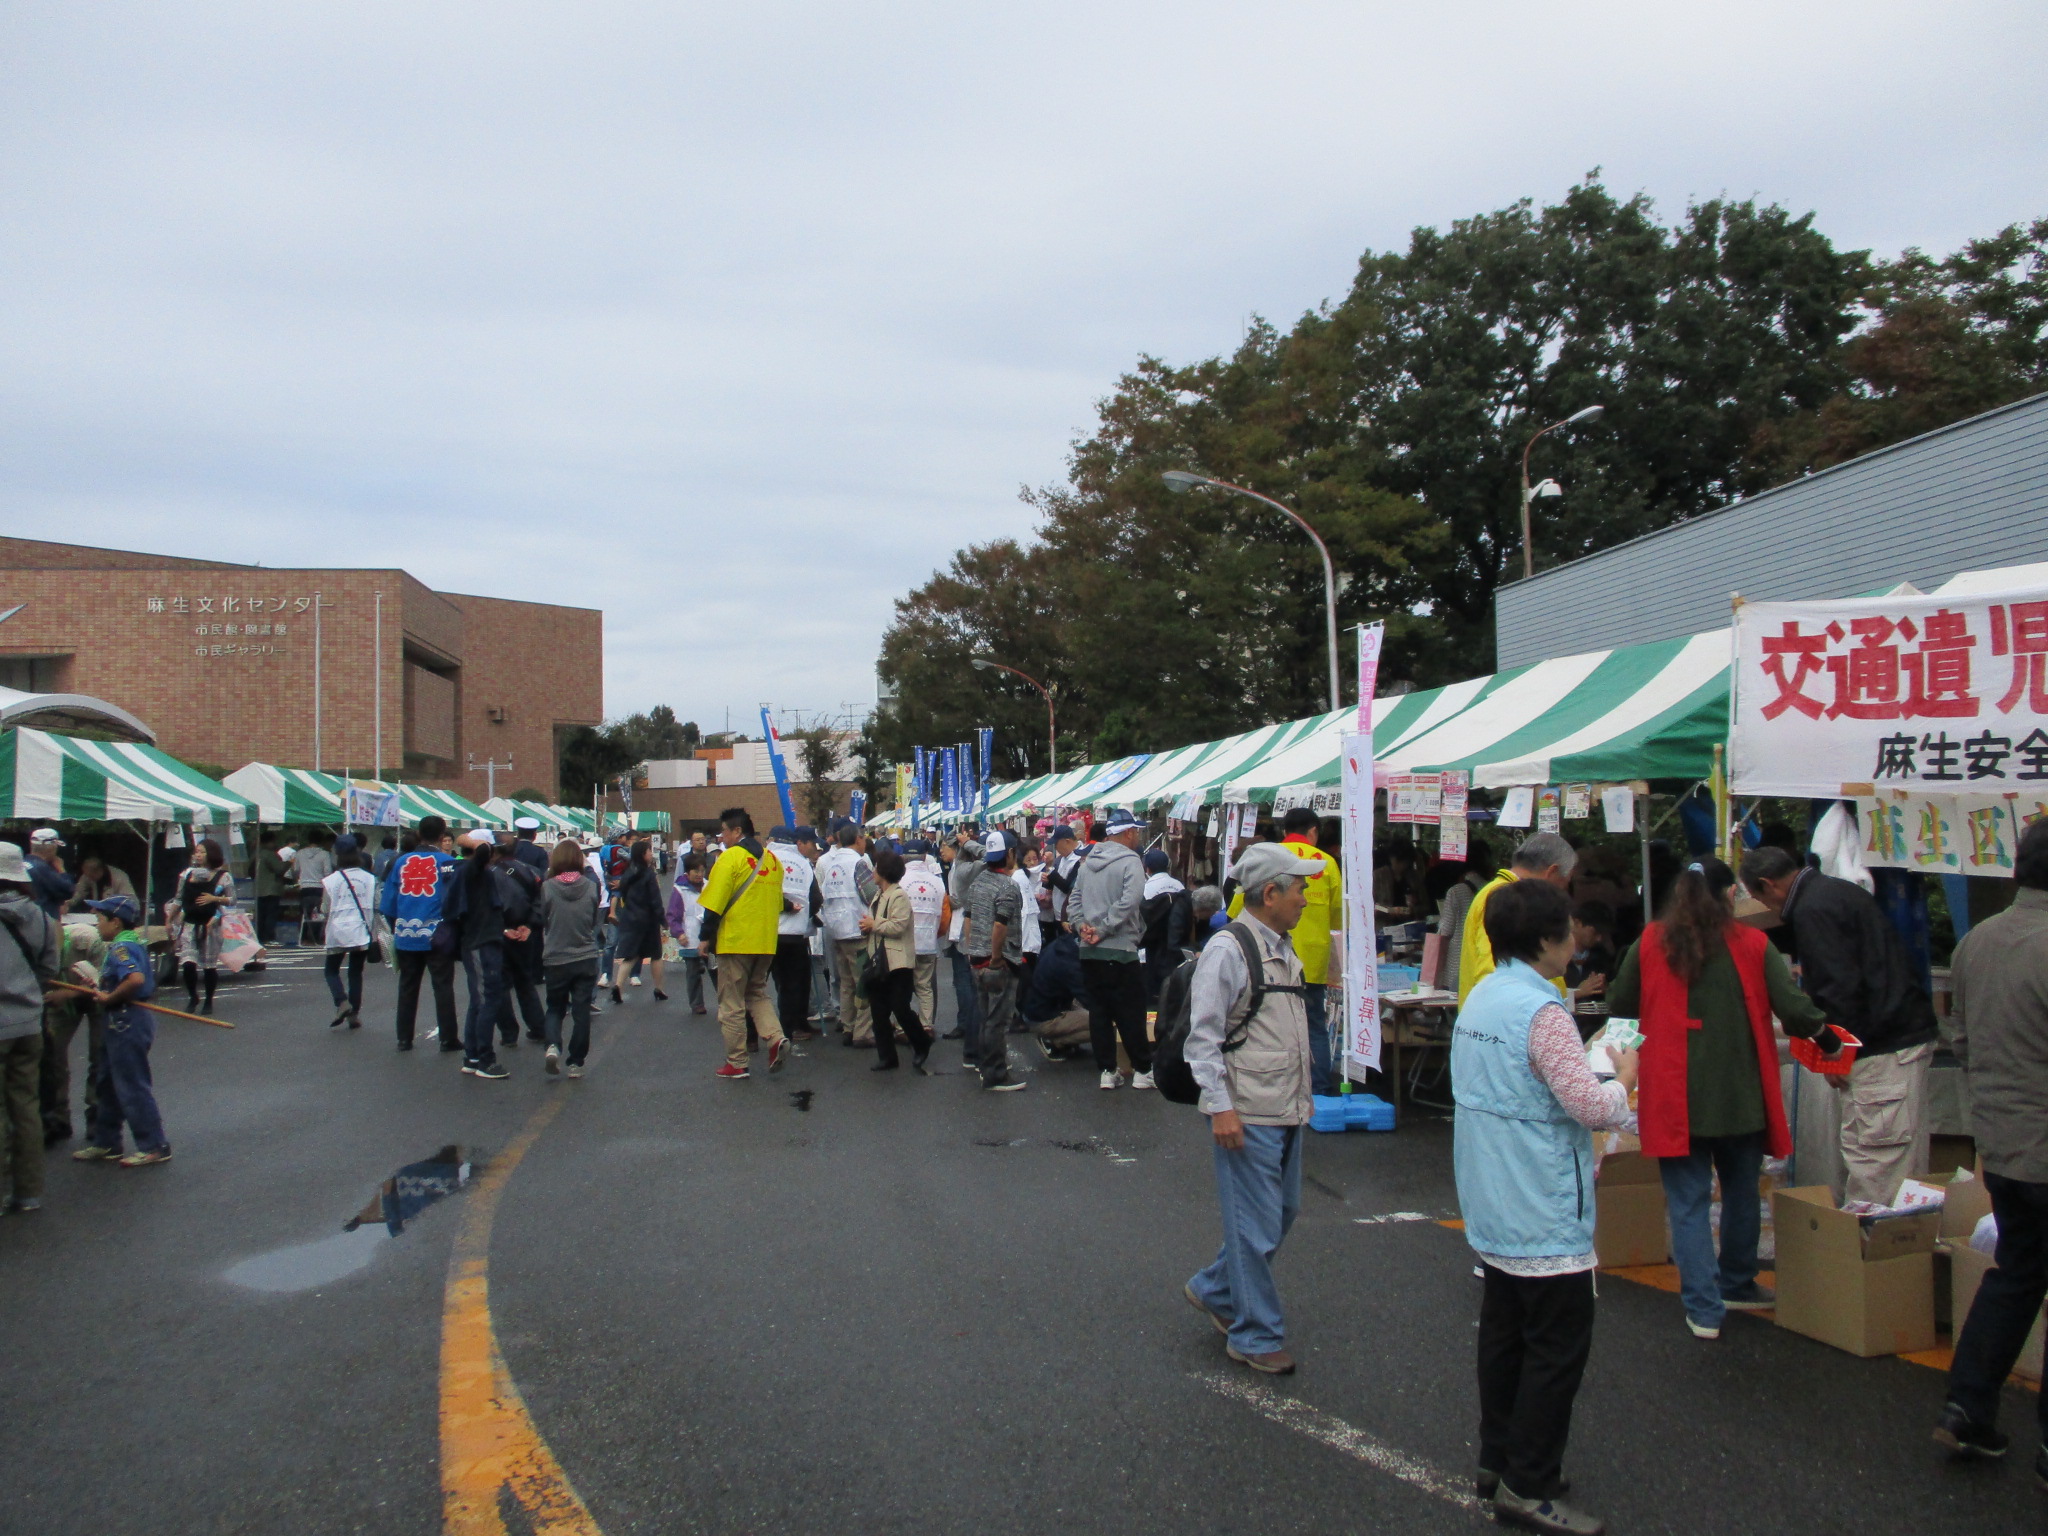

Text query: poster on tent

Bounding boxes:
[1856,789,2048,875]
[1386,773,1441,824]
[345,784,401,827]
[1342,622,1385,1074]
[1438,770,1469,860]
[1731,584,2048,797]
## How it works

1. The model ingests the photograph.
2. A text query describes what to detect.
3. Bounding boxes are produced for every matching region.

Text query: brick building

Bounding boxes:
[0,537,602,796]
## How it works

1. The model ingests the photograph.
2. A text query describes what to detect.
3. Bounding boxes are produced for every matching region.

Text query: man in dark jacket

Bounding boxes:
[450,831,516,1080]
[1741,845,1939,1206]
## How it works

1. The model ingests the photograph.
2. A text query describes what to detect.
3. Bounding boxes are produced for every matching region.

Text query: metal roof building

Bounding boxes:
[1494,391,2048,669]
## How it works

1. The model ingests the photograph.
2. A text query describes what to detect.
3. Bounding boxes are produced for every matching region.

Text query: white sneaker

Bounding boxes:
[1099,1070,1123,1090]
[1130,1070,1155,1090]
[544,1045,560,1075]
[630,976,642,987]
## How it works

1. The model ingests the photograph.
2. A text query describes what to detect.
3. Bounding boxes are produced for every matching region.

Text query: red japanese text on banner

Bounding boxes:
[1732,585,2048,798]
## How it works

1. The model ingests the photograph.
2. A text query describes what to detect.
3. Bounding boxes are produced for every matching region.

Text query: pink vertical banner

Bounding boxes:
[1343,622,1385,1075]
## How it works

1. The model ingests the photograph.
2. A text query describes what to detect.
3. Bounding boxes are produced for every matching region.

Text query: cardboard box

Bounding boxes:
[1595,1135,1669,1267]
[1939,1170,2045,1381]
[1772,1185,1937,1357]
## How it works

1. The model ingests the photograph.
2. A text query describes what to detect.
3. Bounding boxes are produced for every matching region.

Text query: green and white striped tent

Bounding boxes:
[0,727,256,824]
[398,783,498,828]
[1387,630,1729,788]
[969,628,1732,818]
[222,763,351,824]
[609,811,672,834]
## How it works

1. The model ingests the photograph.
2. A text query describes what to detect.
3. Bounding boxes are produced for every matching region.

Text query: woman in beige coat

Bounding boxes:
[857,848,932,1073]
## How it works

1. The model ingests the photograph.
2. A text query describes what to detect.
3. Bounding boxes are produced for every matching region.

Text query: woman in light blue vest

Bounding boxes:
[1453,879,1639,1536]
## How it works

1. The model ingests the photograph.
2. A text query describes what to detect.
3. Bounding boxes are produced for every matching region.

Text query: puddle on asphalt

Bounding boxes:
[223,1145,473,1294]
[974,1134,1137,1164]
[788,1090,815,1112]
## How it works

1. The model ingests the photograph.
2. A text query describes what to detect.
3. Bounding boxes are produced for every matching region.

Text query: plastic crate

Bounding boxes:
[1308,1092,1398,1133]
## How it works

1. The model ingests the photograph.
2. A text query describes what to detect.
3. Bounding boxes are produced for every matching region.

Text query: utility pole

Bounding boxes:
[373,589,383,780]
[467,754,514,802]
[313,591,325,770]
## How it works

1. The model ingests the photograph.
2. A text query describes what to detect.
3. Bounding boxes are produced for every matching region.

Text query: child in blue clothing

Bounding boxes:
[70,896,171,1168]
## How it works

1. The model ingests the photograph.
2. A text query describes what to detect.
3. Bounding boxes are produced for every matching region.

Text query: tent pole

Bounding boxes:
[1640,803,1652,929]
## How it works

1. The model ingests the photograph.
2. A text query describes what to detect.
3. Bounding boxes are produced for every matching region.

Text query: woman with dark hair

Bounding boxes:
[1451,877,1639,1531]
[857,847,931,1074]
[172,838,235,1014]
[540,837,603,1076]
[609,838,666,1004]
[321,839,379,1029]
[1605,857,1836,1342]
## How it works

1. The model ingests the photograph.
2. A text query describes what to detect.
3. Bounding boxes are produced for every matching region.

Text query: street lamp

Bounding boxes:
[1162,471,1341,713]
[1518,404,1605,581]
[970,657,1057,774]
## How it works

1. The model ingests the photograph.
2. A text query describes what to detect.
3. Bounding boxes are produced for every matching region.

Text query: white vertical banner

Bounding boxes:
[1343,623,1385,1075]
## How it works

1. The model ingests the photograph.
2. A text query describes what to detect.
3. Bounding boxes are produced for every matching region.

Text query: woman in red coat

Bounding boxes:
[1604,858,1836,1339]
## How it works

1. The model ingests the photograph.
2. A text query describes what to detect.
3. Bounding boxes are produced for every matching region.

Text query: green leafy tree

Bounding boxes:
[556,726,638,803]
[786,727,843,829]
[1750,217,2048,476]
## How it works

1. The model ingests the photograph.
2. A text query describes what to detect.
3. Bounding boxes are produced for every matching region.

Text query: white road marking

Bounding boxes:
[1352,1211,1447,1225]
[1195,1371,1480,1511]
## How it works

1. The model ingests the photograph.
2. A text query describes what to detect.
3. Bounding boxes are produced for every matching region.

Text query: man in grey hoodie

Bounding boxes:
[0,843,60,1211]
[1073,808,1154,1089]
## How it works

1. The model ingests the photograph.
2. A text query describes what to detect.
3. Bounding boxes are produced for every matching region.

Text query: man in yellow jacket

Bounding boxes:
[700,807,791,1079]
[1456,831,1577,1004]
[1228,808,1342,1093]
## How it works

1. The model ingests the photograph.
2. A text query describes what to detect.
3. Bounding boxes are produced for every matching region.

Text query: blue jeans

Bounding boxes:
[1304,984,1334,1096]
[462,944,506,1067]
[1189,1123,1304,1355]
[1658,1132,1764,1329]
[948,944,982,1050]
[93,1009,167,1154]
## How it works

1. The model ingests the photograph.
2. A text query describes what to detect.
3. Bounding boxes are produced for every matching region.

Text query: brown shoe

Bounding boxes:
[1183,1283,1232,1337]
[1226,1344,1295,1375]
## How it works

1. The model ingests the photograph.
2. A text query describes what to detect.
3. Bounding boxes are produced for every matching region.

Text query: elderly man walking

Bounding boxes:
[1929,817,2048,1477]
[1074,808,1154,1089]
[1740,844,1939,1206]
[1181,842,1322,1375]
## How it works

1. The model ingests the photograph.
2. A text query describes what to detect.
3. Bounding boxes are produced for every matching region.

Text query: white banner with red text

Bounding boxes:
[1732,583,2048,798]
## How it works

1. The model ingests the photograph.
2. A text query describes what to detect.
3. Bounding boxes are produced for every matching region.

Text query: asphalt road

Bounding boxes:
[2,948,2039,1535]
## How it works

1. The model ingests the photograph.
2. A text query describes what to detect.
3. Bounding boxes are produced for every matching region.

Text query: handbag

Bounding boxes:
[339,871,385,964]
[859,891,895,997]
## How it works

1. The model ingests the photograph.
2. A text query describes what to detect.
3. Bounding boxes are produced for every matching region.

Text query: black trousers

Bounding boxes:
[1080,957,1152,1073]
[1948,1170,2048,1439]
[255,894,281,946]
[1477,1263,1595,1500]
[870,967,931,1068]
[505,938,546,1040]
[543,964,596,1065]
[394,947,458,1047]
[772,936,812,1036]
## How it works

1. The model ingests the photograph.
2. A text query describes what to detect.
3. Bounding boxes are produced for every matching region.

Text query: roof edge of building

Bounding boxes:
[1498,388,2048,597]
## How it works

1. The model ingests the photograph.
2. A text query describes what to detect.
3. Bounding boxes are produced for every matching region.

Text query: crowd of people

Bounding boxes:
[0,797,2042,1533]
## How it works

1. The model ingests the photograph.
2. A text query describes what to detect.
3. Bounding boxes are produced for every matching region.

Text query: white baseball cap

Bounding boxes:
[28,828,59,844]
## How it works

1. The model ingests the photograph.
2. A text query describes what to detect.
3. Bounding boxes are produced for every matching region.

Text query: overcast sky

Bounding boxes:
[4,3,2043,733]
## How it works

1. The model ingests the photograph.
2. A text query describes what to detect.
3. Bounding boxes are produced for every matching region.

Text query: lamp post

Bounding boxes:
[1163,470,1340,712]
[970,658,1056,774]
[1517,404,1605,581]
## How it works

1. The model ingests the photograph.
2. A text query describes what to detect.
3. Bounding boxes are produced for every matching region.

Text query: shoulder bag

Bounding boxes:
[340,871,385,964]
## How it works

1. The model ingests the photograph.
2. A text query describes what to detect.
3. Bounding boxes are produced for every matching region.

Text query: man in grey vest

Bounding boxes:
[1181,840,1322,1376]
[0,843,61,1212]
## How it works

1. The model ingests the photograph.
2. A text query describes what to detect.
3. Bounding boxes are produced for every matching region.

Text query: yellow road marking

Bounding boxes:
[440,1092,605,1535]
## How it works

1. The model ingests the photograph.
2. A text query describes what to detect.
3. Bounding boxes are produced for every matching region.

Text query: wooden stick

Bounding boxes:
[48,978,234,1028]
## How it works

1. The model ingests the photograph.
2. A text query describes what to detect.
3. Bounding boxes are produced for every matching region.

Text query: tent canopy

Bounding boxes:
[0,727,255,824]
[0,685,157,744]
[967,629,1733,819]
[398,783,496,828]
[221,763,350,824]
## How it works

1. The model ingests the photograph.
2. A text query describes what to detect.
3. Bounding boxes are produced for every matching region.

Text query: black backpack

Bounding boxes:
[1152,921,1302,1105]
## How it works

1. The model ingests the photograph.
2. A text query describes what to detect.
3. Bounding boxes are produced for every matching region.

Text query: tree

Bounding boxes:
[787,727,843,830]
[556,726,638,803]
[1749,217,2048,477]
